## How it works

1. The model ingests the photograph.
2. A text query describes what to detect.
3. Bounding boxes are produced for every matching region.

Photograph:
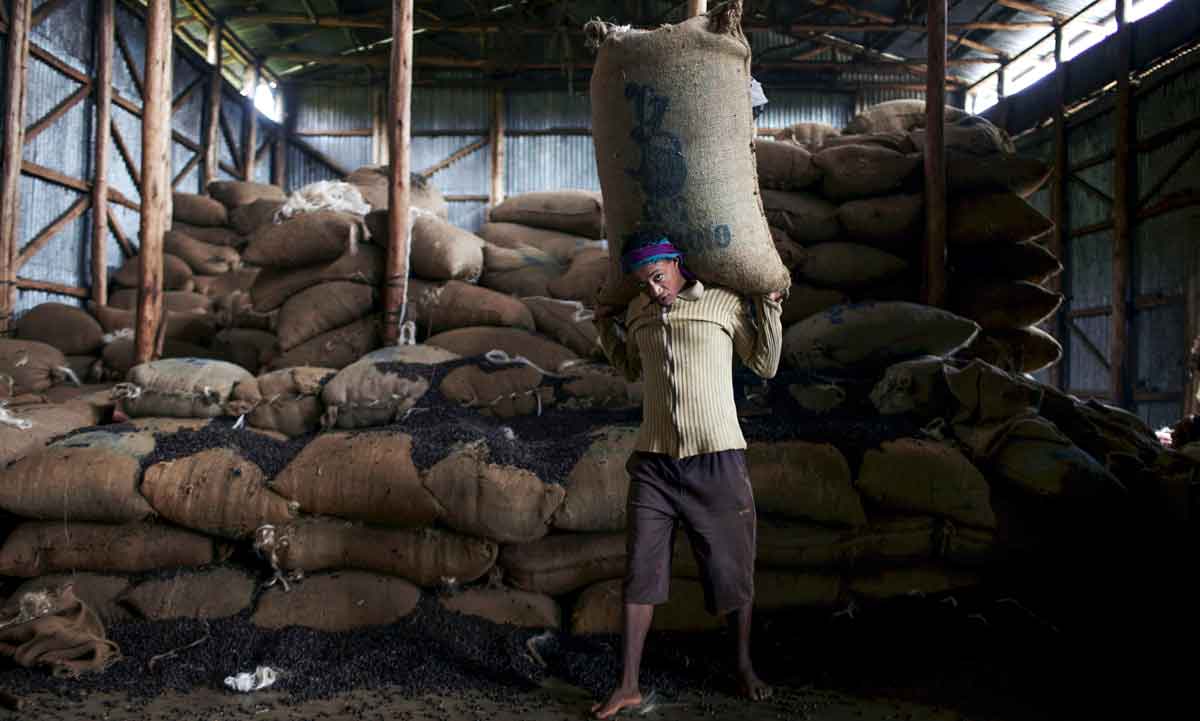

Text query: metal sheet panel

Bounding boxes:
[412,87,489,132]
[172,56,205,144]
[16,175,87,312]
[23,55,92,182]
[1068,313,1111,395]
[295,85,371,132]
[1135,212,1198,297]
[220,91,245,171]
[111,104,143,204]
[447,201,489,234]
[172,140,202,194]
[1070,229,1113,308]
[1134,303,1188,394]
[1067,160,1113,231]
[756,89,854,132]
[413,135,490,196]
[303,135,370,176]
[286,142,341,189]
[30,0,94,71]
[505,135,599,196]
[114,3,146,103]
[507,90,590,130]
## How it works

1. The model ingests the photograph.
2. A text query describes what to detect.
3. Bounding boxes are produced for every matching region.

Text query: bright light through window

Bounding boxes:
[254,82,279,121]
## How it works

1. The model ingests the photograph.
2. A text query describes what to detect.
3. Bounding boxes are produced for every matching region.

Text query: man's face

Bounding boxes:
[633,258,686,307]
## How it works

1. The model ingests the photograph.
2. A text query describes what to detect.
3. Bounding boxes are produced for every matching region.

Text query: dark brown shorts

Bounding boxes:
[623,449,756,616]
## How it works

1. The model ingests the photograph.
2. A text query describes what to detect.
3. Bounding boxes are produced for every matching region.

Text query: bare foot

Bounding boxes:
[738,668,773,701]
[591,686,643,719]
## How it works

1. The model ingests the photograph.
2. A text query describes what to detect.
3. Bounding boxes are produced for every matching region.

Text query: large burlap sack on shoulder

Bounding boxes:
[251,244,384,312]
[490,191,604,240]
[244,210,368,269]
[112,253,194,290]
[844,100,969,135]
[172,192,228,226]
[813,144,921,201]
[746,441,865,526]
[857,439,996,529]
[206,180,285,209]
[319,345,452,428]
[271,432,439,526]
[480,243,564,298]
[522,297,601,359]
[13,574,134,627]
[117,358,250,418]
[426,327,579,374]
[0,521,225,577]
[0,339,70,395]
[440,588,561,629]
[479,222,590,265]
[774,121,841,147]
[848,564,981,602]
[589,8,788,305]
[109,289,211,314]
[164,230,241,275]
[784,302,979,371]
[573,578,720,634]
[268,315,381,371]
[754,138,821,190]
[252,571,421,632]
[547,246,609,304]
[345,166,449,218]
[227,366,333,437]
[0,445,152,523]
[90,303,216,346]
[551,426,638,532]
[277,281,377,351]
[948,191,1054,246]
[949,240,1062,284]
[499,532,626,595]
[951,281,1063,330]
[257,519,498,587]
[424,442,565,544]
[439,363,551,418]
[760,189,840,244]
[409,280,535,336]
[781,284,848,326]
[0,402,107,464]
[793,243,908,290]
[142,447,294,539]
[229,198,284,236]
[16,303,104,355]
[120,567,255,620]
[837,194,923,253]
[958,326,1062,374]
[756,515,936,569]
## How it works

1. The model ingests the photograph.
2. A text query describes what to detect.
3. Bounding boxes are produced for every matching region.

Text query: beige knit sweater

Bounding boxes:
[597,281,783,459]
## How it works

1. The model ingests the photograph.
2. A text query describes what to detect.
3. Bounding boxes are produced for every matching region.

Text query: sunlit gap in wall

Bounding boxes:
[254,81,281,122]
[967,0,1175,115]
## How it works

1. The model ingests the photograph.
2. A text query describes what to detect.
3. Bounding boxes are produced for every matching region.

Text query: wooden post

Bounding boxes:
[203,20,223,188]
[0,0,32,334]
[922,0,948,308]
[1111,1,1133,407]
[136,0,172,364]
[243,61,260,180]
[1050,25,1069,391]
[383,0,413,346]
[686,0,707,17]
[272,87,288,189]
[91,0,116,307]
[489,88,505,209]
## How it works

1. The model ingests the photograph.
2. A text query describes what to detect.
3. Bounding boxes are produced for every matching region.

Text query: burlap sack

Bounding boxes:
[227,366,333,437]
[111,253,194,290]
[344,166,449,218]
[99,338,221,379]
[498,532,626,595]
[550,426,638,532]
[557,365,643,410]
[522,297,601,359]
[193,268,259,297]
[951,281,1063,330]
[212,328,277,373]
[781,284,848,326]
[229,198,284,236]
[440,588,561,630]
[589,7,788,305]
[478,222,590,265]
[1039,390,1161,470]
[773,121,838,148]
[792,242,908,290]
[821,132,916,154]
[424,442,565,544]
[949,240,1062,284]
[546,246,609,304]
[16,303,104,355]
[760,190,840,244]
[909,116,1014,157]
[90,303,217,346]
[206,180,285,209]
[251,245,384,312]
[408,280,535,337]
[756,515,936,569]
[0,521,225,576]
[213,290,276,331]
[164,230,241,275]
[63,355,102,384]
[426,327,579,374]
[946,151,1052,198]
[14,574,134,627]
[0,339,69,395]
[402,214,486,282]
[171,221,244,249]
[857,439,995,529]
[480,243,564,298]
[319,345,451,428]
[948,191,1054,246]
[268,315,381,371]
[439,364,551,418]
[958,326,1062,374]
[0,402,107,464]
[172,192,228,226]
[869,356,952,417]
[754,138,821,190]
[118,358,250,418]
[490,190,604,240]
[813,144,921,201]
[119,567,255,620]
[244,210,368,269]
[844,100,969,135]
[572,578,720,634]
[0,585,120,677]
[770,226,805,270]
[276,281,377,351]
[109,289,212,314]
[847,564,981,602]
[837,194,923,253]
[50,423,158,461]
[252,571,421,632]
[271,432,439,526]
[783,301,980,371]
[746,441,866,526]
[982,417,1123,498]
[257,519,498,587]
[0,446,152,523]
[142,447,294,539]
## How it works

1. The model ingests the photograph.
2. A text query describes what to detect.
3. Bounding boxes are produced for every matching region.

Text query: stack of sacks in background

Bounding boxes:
[760,98,1063,377]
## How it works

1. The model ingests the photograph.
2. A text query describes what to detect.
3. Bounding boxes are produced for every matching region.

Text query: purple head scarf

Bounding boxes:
[621,239,697,279]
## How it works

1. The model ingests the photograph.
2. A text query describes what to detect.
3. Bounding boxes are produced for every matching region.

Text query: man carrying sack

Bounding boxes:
[591,235,783,718]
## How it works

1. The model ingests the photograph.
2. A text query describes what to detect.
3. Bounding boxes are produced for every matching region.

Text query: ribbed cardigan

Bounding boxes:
[597,281,783,459]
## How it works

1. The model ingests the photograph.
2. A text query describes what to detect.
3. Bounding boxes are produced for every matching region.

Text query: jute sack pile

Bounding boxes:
[753,138,821,191]
[588,3,790,305]
[480,243,564,298]
[13,574,134,626]
[550,425,639,532]
[227,366,334,437]
[99,338,223,380]
[836,194,924,254]
[754,515,937,570]
[229,198,285,236]
[546,246,609,304]
[268,315,382,371]
[119,567,256,620]
[951,280,1063,330]
[0,443,152,523]
[869,356,953,417]
[745,441,866,526]
[760,190,840,244]
[407,280,536,336]
[193,268,259,298]
[251,244,384,312]
[843,100,969,135]
[0,402,108,464]
[243,210,369,269]
[948,191,1054,246]
[425,327,580,375]
[499,532,628,595]
[572,578,721,634]
[774,121,840,148]
[343,165,449,219]
[437,362,550,418]
[111,253,194,291]
[212,328,277,374]
[791,243,909,290]
[90,303,217,346]
[163,230,241,275]
[170,222,244,249]
[949,240,1063,285]
[958,326,1063,374]
[116,358,250,418]
[439,587,562,629]
[109,290,211,314]
[522,297,601,359]
[489,191,604,240]
[15,303,103,356]
[172,192,228,227]
[0,585,120,676]
[0,521,227,577]
[0,339,72,395]
[365,212,485,282]
[252,571,421,632]
[479,222,591,265]
[813,144,921,201]
[207,180,286,209]
[780,284,847,326]
[276,281,378,351]
[856,438,996,529]
[319,345,455,428]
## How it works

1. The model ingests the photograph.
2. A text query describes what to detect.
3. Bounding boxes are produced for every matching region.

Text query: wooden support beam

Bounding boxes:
[383,0,413,346]
[996,0,1068,21]
[14,277,88,298]
[31,0,71,26]
[687,0,706,17]
[419,137,488,180]
[489,88,505,209]
[1049,24,1068,391]
[219,111,239,172]
[1069,318,1110,371]
[136,0,171,364]
[171,75,204,113]
[1070,173,1113,205]
[16,195,90,269]
[290,136,351,178]
[922,0,948,309]
[273,88,290,190]
[1137,131,1200,209]
[172,151,202,188]
[243,61,260,181]
[226,12,388,30]
[115,22,145,100]
[20,159,130,210]
[108,206,136,258]
[294,128,374,137]
[0,0,31,334]
[25,80,92,143]
[111,119,142,189]
[1111,2,1133,407]
[92,0,115,306]
[203,20,223,188]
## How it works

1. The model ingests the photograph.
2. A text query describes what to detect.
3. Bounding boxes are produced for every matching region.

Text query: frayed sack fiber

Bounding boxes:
[276,180,371,221]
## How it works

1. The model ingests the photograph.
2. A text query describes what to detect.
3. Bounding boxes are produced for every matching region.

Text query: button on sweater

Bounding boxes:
[596,280,783,459]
